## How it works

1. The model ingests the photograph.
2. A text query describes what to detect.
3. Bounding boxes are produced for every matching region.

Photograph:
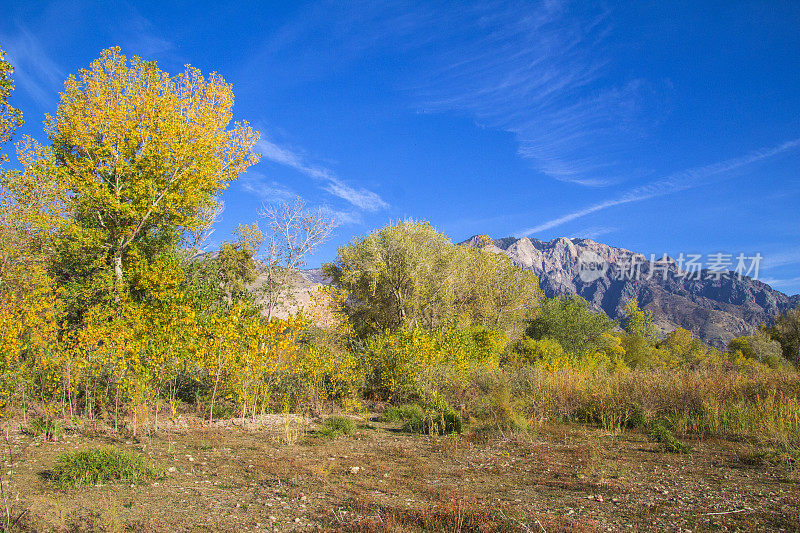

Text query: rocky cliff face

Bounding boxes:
[462,235,800,347]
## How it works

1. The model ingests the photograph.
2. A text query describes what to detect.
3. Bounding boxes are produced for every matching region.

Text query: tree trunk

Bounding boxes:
[113,251,123,288]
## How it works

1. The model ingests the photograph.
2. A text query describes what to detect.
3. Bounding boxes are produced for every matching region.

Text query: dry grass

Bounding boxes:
[463,367,800,444]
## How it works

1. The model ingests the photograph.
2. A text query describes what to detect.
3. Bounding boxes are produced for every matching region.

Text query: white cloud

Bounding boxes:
[319,206,362,226]
[519,138,800,236]
[405,3,659,187]
[240,171,297,202]
[760,276,800,294]
[761,248,800,271]
[256,139,388,212]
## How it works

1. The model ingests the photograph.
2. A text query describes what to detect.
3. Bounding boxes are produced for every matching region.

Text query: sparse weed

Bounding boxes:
[330,495,528,532]
[738,445,799,467]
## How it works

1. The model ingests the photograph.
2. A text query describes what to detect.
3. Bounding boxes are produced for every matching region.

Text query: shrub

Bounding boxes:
[402,407,463,435]
[26,417,63,441]
[51,447,162,489]
[525,295,616,355]
[318,416,356,439]
[729,331,785,365]
[649,423,690,453]
[382,403,425,423]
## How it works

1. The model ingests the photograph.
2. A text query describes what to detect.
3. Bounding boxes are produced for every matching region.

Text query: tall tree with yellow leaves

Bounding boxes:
[41,47,260,290]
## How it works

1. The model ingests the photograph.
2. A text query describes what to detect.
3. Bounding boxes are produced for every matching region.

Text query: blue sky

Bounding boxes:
[2,1,800,293]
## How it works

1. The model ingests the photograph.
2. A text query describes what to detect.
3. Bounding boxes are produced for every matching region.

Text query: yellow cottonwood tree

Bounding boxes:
[43,47,260,286]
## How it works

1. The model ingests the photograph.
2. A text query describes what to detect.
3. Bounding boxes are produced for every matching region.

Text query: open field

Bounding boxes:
[3,413,799,532]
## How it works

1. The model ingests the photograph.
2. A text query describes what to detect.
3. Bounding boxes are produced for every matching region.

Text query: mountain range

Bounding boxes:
[462,235,800,347]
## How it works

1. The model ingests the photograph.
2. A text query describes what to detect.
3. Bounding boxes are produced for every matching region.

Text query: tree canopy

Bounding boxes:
[323,220,542,336]
[38,47,260,287]
[525,295,617,355]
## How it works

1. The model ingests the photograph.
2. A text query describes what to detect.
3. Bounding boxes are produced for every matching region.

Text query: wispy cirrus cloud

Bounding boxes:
[240,171,297,203]
[0,24,64,108]
[319,206,362,227]
[252,1,656,188]
[761,276,800,291]
[256,139,388,212]
[761,248,800,271]
[402,2,660,187]
[519,138,800,236]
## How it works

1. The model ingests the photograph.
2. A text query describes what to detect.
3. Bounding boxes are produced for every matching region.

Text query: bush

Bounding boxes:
[526,295,616,355]
[318,416,356,439]
[51,447,162,489]
[26,417,63,441]
[382,403,425,423]
[728,331,785,365]
[649,423,690,453]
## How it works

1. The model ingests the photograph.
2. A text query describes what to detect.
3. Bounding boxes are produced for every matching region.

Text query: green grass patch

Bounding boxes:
[649,423,690,454]
[51,447,162,490]
[318,416,356,439]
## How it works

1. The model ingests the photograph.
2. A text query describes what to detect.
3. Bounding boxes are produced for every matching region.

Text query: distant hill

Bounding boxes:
[462,235,800,347]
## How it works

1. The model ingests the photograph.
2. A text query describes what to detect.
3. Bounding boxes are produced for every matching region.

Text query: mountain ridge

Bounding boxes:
[461,235,800,347]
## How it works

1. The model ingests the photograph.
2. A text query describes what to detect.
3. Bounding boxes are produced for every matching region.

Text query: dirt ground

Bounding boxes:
[2,414,799,532]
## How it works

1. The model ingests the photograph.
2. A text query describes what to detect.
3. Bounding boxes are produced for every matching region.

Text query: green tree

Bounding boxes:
[525,295,616,356]
[324,220,541,336]
[766,308,800,368]
[35,47,259,292]
[728,330,786,368]
[657,327,708,366]
[621,298,659,343]
[452,244,543,338]
[324,220,459,333]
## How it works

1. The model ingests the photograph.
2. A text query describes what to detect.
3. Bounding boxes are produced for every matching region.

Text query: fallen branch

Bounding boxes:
[703,508,751,516]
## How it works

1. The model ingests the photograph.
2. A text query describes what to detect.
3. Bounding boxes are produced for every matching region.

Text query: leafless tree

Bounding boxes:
[257,197,337,319]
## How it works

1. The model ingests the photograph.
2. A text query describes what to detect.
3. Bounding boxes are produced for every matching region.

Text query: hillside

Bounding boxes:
[462,235,800,347]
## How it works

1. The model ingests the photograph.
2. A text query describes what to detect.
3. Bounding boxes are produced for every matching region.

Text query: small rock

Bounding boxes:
[168,466,177,473]
[350,466,361,474]
[269,516,277,521]
[294,518,301,523]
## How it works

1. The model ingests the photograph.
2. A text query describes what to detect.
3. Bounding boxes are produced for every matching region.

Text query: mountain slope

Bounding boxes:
[462,235,800,347]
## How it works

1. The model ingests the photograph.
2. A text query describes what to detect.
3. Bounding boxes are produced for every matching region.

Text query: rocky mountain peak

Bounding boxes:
[461,234,799,347]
